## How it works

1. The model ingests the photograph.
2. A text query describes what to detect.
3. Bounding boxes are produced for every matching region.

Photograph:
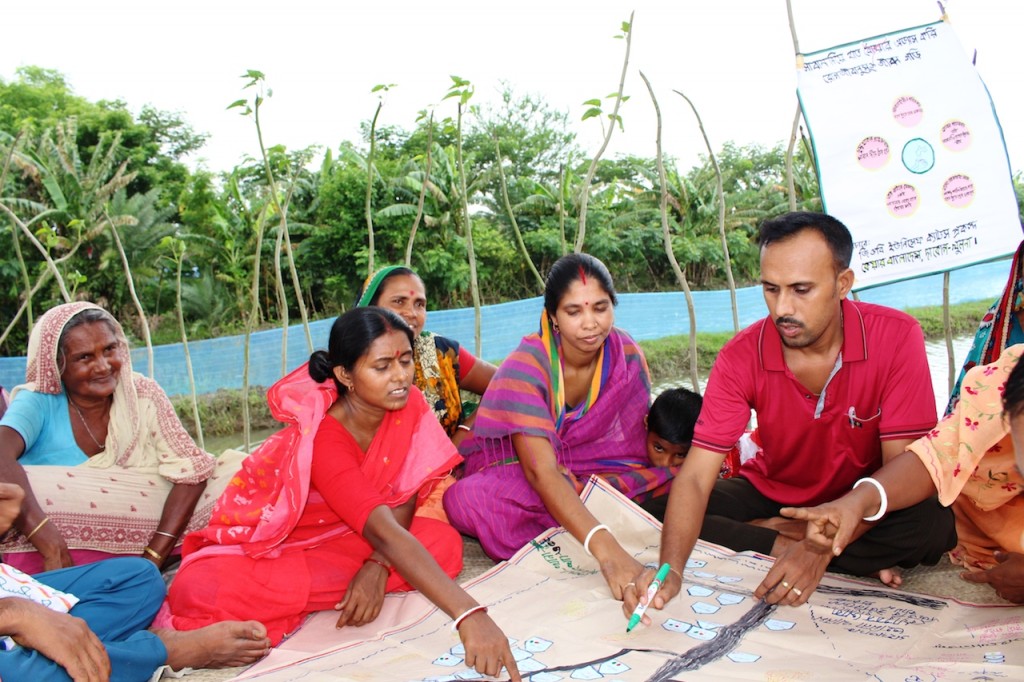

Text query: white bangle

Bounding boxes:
[456,424,472,432]
[853,477,888,522]
[583,524,611,557]
[451,604,488,632]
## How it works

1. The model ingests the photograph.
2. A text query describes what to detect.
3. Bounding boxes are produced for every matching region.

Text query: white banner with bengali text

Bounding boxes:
[797,19,1021,290]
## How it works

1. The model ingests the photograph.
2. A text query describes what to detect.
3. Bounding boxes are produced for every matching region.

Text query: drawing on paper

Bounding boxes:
[236,479,1022,682]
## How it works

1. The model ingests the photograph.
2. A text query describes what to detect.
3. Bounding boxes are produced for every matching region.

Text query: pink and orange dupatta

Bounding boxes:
[182,363,461,563]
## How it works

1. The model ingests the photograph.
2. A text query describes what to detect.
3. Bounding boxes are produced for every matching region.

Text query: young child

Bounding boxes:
[646,387,742,478]
[560,388,733,495]
[645,387,701,467]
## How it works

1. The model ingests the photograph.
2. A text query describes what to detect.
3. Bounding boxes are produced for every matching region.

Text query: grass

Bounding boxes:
[641,332,734,385]
[903,300,991,339]
[171,388,277,438]
[169,301,991,440]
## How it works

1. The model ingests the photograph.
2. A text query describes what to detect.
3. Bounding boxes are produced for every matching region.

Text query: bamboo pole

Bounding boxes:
[0,268,55,348]
[494,137,544,292]
[0,202,71,302]
[253,94,313,353]
[784,0,806,214]
[455,101,483,356]
[280,180,311,353]
[405,111,434,267]
[943,271,955,396]
[575,13,633,253]
[364,101,383,275]
[105,209,154,377]
[0,238,83,347]
[173,243,204,450]
[786,0,801,57]
[0,133,34,330]
[674,89,739,333]
[558,163,568,256]
[273,211,288,377]
[785,103,801,211]
[242,205,270,452]
[640,71,700,390]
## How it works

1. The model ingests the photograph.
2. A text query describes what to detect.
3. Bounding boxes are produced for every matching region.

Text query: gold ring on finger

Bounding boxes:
[792,587,803,597]
[781,581,790,589]
[624,582,637,590]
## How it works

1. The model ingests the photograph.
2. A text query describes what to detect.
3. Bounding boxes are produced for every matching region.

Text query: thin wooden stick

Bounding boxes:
[640,71,700,391]
[576,12,634,253]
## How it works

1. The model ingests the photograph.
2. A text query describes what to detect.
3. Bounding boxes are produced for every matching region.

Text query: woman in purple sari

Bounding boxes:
[443,254,673,599]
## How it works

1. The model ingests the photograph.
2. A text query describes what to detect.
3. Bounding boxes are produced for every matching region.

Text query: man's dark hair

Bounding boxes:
[758,211,854,272]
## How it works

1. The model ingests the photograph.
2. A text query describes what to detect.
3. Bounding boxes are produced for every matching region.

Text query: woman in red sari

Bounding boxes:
[166,308,521,680]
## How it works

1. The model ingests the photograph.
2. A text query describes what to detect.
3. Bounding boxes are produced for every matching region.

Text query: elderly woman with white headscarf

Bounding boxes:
[0,301,240,574]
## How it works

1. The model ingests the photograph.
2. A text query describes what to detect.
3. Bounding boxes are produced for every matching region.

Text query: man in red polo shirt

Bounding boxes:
[625,211,955,618]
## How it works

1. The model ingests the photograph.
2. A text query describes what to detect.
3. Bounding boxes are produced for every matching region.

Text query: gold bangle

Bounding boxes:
[143,546,164,562]
[24,517,50,541]
[668,566,683,580]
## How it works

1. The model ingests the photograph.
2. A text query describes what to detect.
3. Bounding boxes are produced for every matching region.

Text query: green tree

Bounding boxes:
[1,67,206,206]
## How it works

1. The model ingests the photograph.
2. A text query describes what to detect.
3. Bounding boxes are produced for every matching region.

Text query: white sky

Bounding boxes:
[4,0,1021,175]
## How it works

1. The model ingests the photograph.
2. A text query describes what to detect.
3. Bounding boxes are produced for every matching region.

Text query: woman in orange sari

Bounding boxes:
[166,308,521,679]
[786,343,1024,603]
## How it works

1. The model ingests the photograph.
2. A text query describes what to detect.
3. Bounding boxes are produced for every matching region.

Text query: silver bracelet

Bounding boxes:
[583,524,611,557]
[451,604,488,632]
[152,530,178,541]
[852,477,888,522]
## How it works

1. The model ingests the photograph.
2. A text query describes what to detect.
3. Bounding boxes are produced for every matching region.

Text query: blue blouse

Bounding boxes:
[0,391,88,465]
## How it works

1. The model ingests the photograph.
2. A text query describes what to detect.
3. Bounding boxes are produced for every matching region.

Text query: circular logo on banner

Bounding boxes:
[940,120,971,151]
[942,174,975,207]
[856,136,890,170]
[886,183,919,217]
[902,138,935,174]
[892,96,923,127]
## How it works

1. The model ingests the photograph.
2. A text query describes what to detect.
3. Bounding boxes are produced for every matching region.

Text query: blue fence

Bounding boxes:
[0,258,1009,396]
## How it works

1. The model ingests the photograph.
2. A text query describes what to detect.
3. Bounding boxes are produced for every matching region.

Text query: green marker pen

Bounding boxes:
[626,562,671,633]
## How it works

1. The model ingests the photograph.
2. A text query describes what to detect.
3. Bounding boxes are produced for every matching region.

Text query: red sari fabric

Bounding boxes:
[166,364,463,644]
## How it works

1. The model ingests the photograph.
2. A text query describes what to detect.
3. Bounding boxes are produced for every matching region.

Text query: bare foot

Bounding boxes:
[154,621,271,670]
[872,567,903,588]
[751,517,807,541]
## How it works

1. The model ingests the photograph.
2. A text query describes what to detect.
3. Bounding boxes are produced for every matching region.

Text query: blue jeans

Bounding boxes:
[0,557,167,682]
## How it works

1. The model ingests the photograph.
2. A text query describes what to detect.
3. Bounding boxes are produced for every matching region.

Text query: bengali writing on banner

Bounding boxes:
[797,19,1021,290]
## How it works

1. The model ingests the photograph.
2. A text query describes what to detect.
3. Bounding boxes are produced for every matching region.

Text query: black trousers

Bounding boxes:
[640,477,957,577]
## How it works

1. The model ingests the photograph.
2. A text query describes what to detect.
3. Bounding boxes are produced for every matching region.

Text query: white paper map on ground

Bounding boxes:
[236,478,1023,681]
[797,18,1021,290]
